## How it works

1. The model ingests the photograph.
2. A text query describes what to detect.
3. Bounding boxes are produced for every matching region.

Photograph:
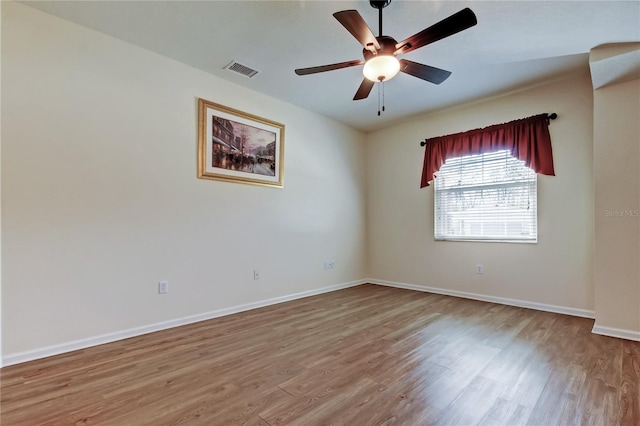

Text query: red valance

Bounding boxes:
[420,113,555,187]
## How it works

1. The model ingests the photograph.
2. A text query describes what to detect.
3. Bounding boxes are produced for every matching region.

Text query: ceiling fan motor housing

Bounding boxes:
[362,35,398,62]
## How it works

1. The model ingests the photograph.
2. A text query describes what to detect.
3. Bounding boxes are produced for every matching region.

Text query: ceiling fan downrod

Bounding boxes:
[370,0,391,37]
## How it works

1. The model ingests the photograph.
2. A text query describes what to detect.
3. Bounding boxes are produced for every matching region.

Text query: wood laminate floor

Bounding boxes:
[1,284,639,425]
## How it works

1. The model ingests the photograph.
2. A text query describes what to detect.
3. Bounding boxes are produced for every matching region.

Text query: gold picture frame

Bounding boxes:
[197,98,284,188]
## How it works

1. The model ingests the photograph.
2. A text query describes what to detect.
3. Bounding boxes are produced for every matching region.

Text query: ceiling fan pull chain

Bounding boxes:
[377,83,381,116]
[382,80,386,112]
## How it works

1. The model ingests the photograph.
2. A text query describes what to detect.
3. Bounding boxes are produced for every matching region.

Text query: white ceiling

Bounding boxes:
[22,0,640,132]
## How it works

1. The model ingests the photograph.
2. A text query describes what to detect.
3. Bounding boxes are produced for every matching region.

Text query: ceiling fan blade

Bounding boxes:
[395,8,477,55]
[334,10,381,52]
[353,78,375,100]
[399,59,451,84]
[295,59,364,76]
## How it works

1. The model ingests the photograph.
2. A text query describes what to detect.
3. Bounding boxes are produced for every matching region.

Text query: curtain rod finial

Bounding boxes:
[420,141,427,147]
[548,113,557,120]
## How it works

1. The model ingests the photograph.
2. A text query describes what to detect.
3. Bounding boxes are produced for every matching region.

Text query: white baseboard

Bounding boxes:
[10,279,635,367]
[368,278,596,319]
[2,279,366,368]
[592,323,640,342]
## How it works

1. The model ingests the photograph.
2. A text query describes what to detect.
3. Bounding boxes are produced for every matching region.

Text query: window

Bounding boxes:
[434,150,537,242]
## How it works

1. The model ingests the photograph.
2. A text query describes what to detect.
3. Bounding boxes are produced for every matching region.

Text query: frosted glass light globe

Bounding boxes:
[363,55,400,82]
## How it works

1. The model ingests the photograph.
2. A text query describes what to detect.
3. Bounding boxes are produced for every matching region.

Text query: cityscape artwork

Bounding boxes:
[211,117,276,176]
[198,98,284,188]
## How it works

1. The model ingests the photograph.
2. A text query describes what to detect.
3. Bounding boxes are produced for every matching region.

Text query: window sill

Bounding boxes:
[434,237,537,244]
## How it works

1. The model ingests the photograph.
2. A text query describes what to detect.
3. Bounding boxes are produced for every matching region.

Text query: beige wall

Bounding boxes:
[0,0,3,364]
[1,3,367,358]
[591,46,640,335]
[366,74,595,313]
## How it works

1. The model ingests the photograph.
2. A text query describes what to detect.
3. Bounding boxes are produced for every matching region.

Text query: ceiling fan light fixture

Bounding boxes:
[363,55,400,82]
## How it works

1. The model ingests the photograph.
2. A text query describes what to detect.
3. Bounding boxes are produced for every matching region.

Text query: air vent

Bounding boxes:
[224,61,260,78]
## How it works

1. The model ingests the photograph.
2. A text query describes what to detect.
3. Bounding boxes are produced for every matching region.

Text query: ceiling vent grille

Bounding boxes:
[224,61,260,78]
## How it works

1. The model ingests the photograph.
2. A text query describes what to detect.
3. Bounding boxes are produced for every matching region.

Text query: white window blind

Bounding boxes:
[434,149,537,242]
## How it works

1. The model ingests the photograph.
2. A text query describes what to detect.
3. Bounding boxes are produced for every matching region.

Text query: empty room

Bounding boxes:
[1,1,639,425]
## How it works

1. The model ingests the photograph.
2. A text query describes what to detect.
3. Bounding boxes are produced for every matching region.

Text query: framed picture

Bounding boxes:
[198,98,284,188]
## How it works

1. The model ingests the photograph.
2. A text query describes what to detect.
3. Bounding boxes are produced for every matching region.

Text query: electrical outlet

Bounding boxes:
[253,269,260,280]
[158,280,169,294]
[476,264,484,274]
[324,260,336,270]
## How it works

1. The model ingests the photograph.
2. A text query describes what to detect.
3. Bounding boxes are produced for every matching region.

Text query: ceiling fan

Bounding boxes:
[294,1,477,103]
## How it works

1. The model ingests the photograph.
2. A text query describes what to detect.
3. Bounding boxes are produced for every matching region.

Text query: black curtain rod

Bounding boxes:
[419,113,558,147]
